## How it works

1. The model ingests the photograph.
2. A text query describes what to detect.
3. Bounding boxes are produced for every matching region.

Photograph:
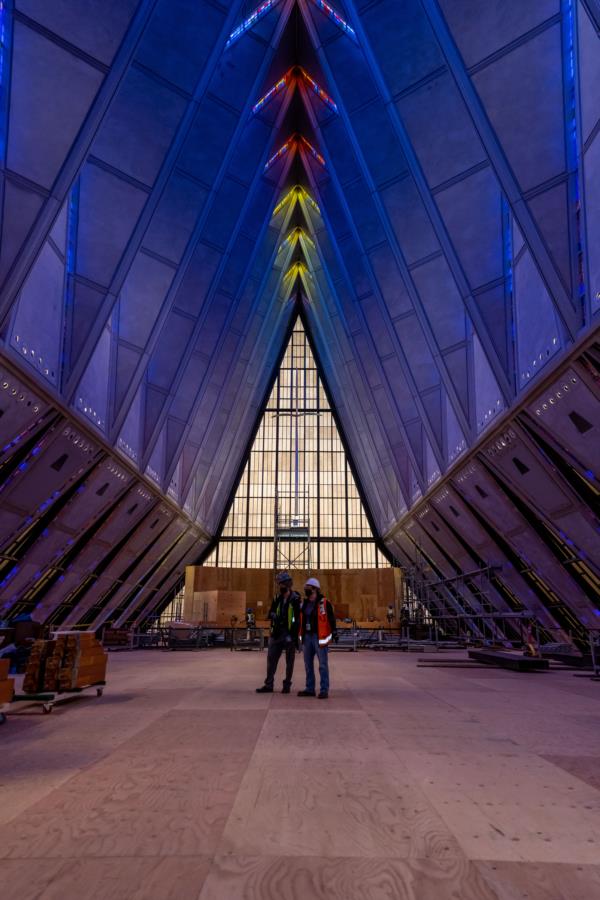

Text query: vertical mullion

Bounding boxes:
[274,365,280,570]
[244,455,250,569]
[316,344,321,569]
[345,458,349,568]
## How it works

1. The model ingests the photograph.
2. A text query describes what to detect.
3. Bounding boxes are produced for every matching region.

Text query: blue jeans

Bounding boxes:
[302,632,329,693]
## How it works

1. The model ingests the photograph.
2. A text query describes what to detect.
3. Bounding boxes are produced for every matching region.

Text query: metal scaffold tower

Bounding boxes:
[274,335,311,572]
[274,488,311,570]
[400,543,530,645]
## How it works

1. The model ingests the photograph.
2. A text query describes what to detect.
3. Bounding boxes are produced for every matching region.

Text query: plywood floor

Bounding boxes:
[2,649,600,899]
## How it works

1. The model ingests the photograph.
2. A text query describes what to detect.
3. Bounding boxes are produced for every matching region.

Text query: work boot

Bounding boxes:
[256,685,273,693]
[282,684,291,694]
[318,691,329,700]
[297,689,316,697]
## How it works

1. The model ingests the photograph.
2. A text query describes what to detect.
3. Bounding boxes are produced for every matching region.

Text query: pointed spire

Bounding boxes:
[272,185,320,218]
[264,133,326,172]
[252,66,338,117]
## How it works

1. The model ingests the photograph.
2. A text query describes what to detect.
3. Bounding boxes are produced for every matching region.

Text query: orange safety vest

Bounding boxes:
[317,597,333,645]
[301,596,333,646]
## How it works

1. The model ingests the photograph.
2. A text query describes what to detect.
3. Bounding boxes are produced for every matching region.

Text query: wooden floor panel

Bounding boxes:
[541,754,600,791]
[219,756,463,859]
[474,860,600,900]
[2,650,600,897]
[251,708,397,761]
[0,856,213,900]
[199,855,500,900]
[398,749,600,863]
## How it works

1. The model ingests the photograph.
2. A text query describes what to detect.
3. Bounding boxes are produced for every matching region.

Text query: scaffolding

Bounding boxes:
[157,586,185,626]
[400,544,527,645]
[274,488,311,570]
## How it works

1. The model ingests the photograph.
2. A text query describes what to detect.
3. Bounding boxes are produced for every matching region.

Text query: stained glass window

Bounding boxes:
[205,319,388,569]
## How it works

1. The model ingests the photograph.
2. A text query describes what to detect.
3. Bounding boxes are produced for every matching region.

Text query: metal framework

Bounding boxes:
[274,488,311,570]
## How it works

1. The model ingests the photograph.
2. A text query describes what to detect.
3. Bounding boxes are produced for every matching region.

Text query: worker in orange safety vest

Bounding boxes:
[297,577,338,699]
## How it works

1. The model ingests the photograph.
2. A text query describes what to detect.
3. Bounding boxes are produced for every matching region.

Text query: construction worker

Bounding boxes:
[298,577,338,699]
[245,607,256,642]
[256,572,300,694]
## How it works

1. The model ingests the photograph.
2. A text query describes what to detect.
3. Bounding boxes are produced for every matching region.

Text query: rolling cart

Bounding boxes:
[3,681,106,719]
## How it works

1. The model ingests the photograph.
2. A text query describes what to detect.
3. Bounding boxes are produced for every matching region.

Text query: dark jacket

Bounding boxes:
[268,590,301,642]
[299,592,337,639]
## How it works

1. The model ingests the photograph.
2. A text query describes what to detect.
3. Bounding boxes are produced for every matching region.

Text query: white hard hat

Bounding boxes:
[305,577,320,589]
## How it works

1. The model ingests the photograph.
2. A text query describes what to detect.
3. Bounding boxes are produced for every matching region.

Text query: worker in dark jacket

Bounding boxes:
[256,572,300,694]
[298,577,338,699]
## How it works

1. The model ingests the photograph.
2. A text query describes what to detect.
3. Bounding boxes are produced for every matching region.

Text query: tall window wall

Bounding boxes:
[204,320,388,569]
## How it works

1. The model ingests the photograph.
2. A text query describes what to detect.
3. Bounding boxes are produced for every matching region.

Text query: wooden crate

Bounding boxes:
[185,588,247,626]
[182,590,213,623]
[214,590,247,626]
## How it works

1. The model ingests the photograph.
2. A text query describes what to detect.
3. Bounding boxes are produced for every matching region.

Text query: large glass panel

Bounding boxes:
[207,320,388,569]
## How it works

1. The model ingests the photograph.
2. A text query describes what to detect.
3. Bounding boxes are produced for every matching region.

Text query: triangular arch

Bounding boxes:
[203,314,388,569]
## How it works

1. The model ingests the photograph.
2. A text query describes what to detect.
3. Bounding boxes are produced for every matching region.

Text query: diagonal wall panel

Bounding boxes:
[0,0,598,634]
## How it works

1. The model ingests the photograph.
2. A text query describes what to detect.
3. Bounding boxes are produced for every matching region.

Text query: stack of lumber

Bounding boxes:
[23,639,56,694]
[57,633,107,690]
[0,658,15,705]
[45,642,62,691]
[22,633,108,694]
[468,649,549,671]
